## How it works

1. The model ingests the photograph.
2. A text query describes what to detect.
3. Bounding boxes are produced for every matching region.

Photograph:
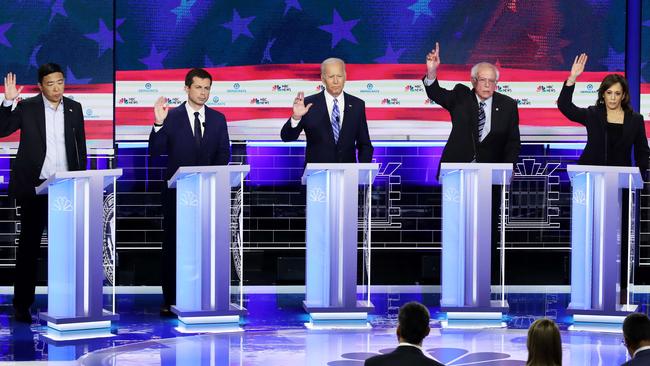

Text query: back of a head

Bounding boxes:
[398,302,430,345]
[623,313,650,349]
[526,318,562,366]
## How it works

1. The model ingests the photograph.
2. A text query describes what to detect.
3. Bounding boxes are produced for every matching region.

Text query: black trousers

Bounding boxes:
[13,193,48,311]
[161,187,177,306]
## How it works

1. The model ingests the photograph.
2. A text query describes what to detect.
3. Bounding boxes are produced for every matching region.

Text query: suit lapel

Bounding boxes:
[35,94,47,148]
[315,92,335,143]
[621,111,633,147]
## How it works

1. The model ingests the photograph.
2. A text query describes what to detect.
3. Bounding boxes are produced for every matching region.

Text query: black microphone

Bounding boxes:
[471,130,477,161]
[202,122,206,127]
[335,116,340,124]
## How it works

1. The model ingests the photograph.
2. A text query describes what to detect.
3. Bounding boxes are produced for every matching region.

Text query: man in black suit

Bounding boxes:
[622,313,650,366]
[365,302,443,366]
[423,43,520,261]
[0,64,87,323]
[149,68,231,316]
[281,58,373,163]
[423,43,520,178]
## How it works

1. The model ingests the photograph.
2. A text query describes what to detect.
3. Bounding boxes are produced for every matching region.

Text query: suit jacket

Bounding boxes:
[149,102,231,181]
[280,91,373,164]
[0,94,87,200]
[622,348,650,366]
[364,345,443,366]
[558,82,649,177]
[423,78,521,179]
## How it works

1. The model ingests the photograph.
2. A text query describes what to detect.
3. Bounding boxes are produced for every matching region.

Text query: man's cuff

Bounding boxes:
[153,124,163,132]
[423,77,436,86]
[2,99,13,107]
[290,117,301,128]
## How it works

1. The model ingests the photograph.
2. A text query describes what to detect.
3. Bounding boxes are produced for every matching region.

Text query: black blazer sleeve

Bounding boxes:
[148,123,168,157]
[558,81,588,125]
[280,117,303,142]
[504,101,521,163]
[356,100,373,163]
[633,114,650,179]
[214,115,231,165]
[0,102,22,137]
[422,76,457,111]
[75,104,87,169]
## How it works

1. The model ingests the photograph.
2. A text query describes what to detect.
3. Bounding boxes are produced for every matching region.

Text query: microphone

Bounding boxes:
[335,116,340,124]
[470,130,477,162]
[72,127,81,170]
[202,122,206,127]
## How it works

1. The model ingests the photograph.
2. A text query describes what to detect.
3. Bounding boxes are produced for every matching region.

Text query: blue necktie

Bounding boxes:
[331,98,340,143]
[477,101,486,142]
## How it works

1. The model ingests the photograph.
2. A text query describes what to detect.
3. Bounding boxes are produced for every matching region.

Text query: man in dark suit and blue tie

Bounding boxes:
[281,58,373,163]
[148,68,230,316]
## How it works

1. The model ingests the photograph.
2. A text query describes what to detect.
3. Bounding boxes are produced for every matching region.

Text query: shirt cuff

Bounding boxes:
[423,77,436,86]
[153,124,163,132]
[290,117,301,128]
[2,99,13,107]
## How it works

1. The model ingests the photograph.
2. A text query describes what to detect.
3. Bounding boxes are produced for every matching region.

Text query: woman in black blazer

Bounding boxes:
[558,53,649,177]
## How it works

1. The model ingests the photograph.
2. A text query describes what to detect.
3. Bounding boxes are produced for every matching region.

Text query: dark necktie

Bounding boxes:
[331,98,340,143]
[193,111,202,148]
[477,101,486,142]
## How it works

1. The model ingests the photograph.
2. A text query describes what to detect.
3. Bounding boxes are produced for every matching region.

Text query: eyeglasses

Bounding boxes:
[474,77,497,85]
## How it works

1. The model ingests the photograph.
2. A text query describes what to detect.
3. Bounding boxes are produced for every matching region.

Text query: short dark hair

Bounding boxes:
[623,313,650,348]
[398,302,430,345]
[526,318,562,366]
[38,63,64,84]
[596,74,631,112]
[185,68,212,87]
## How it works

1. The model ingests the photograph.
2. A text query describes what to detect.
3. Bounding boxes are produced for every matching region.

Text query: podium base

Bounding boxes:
[441,301,508,329]
[567,304,637,333]
[303,300,373,330]
[171,303,246,328]
[40,309,118,331]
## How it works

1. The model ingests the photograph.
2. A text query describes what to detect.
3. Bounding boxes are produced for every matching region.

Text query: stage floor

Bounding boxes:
[0,292,644,365]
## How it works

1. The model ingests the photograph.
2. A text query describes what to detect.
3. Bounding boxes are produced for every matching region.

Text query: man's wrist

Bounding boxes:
[154,121,163,127]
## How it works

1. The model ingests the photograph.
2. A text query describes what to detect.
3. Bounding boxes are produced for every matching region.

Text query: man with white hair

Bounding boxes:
[423,43,520,179]
[281,57,373,164]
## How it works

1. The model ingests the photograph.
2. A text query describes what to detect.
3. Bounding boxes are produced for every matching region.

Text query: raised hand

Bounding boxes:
[3,72,23,101]
[153,96,169,124]
[426,42,441,79]
[568,53,588,85]
[291,91,313,120]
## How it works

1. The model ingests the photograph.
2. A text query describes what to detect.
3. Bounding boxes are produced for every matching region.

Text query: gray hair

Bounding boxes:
[321,57,346,75]
[470,62,499,82]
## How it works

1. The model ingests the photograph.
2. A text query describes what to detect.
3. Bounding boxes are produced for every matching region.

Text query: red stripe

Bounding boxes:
[641,83,650,93]
[116,65,613,82]
[0,84,113,94]
[0,120,113,142]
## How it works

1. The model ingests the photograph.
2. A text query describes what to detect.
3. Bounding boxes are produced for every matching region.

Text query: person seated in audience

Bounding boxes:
[365,301,443,366]
[621,312,650,366]
[526,318,562,366]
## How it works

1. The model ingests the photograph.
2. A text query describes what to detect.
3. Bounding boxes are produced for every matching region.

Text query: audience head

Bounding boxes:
[622,312,650,357]
[526,318,562,366]
[396,302,431,346]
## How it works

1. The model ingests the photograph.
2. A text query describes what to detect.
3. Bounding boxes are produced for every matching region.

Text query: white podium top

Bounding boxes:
[567,164,644,189]
[301,163,379,185]
[36,169,123,194]
[439,162,513,185]
[168,164,250,188]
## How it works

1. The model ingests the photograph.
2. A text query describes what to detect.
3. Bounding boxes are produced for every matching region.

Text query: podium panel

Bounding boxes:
[302,163,378,328]
[168,165,250,330]
[36,169,122,336]
[439,163,512,327]
[567,165,642,330]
